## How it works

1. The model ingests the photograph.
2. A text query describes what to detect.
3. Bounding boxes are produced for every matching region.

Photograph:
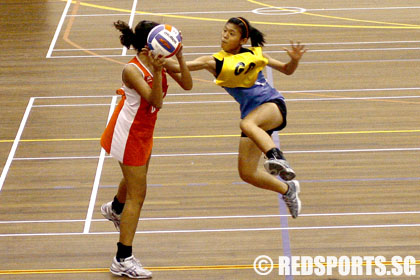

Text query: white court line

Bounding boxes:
[12,147,420,161]
[29,87,420,99]
[32,95,420,108]
[63,6,420,17]
[52,40,420,51]
[33,95,114,99]
[83,95,117,234]
[139,147,420,156]
[1,211,420,225]
[181,46,420,55]
[276,47,420,53]
[54,47,123,52]
[46,0,72,58]
[307,6,420,11]
[0,98,34,192]
[14,156,110,161]
[67,10,251,17]
[163,95,420,104]
[1,223,420,237]
[51,40,420,53]
[168,89,420,96]
[121,0,138,56]
[32,104,111,108]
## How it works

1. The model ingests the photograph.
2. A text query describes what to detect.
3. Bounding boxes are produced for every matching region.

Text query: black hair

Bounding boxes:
[114,20,159,51]
[227,17,265,47]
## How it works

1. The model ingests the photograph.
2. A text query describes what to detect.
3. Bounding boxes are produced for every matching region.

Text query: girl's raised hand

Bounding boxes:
[283,41,307,62]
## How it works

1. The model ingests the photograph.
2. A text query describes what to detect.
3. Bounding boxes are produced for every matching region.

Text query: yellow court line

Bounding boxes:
[1,129,420,143]
[1,261,419,275]
[248,0,420,28]
[0,265,252,275]
[64,0,420,29]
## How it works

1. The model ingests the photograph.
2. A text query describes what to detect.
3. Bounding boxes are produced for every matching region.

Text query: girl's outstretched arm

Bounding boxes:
[165,55,217,75]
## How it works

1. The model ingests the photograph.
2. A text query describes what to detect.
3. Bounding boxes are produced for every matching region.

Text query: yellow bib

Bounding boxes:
[213,47,268,88]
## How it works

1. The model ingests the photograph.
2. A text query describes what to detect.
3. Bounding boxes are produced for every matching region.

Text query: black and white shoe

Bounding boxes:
[282,180,301,219]
[110,256,152,279]
[264,158,296,181]
[101,201,121,231]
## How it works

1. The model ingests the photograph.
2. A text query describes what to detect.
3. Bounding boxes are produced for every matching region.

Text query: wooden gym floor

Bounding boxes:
[0,0,419,279]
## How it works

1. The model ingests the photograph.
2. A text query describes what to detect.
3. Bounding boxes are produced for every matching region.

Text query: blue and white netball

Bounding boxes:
[147,24,182,58]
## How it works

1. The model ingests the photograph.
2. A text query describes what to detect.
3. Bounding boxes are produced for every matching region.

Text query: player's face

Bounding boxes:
[221,23,246,53]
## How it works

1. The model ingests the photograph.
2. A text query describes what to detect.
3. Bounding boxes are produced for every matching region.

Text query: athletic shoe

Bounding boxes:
[264,158,296,181]
[283,180,301,219]
[110,256,152,279]
[101,201,121,231]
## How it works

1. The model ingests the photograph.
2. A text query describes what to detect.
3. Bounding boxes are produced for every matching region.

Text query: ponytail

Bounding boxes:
[114,20,159,51]
[114,20,135,49]
[227,17,265,47]
[248,26,265,47]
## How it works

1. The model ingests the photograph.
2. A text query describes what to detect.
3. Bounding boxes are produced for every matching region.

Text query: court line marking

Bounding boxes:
[47,54,420,63]
[28,87,420,98]
[52,40,420,53]
[83,96,117,234]
[62,1,125,65]
[54,47,123,51]
[9,94,420,111]
[10,147,420,162]
[64,6,420,18]
[46,0,71,58]
[2,260,419,275]
[4,130,420,144]
[55,40,420,49]
[51,46,420,54]
[51,46,420,52]
[32,104,111,108]
[0,98,34,192]
[2,211,420,225]
[307,6,420,11]
[1,223,420,238]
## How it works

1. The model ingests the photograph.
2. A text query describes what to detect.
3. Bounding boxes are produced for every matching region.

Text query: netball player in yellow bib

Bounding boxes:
[169,17,306,218]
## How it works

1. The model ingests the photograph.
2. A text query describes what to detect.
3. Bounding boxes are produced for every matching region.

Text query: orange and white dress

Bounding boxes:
[101,55,168,166]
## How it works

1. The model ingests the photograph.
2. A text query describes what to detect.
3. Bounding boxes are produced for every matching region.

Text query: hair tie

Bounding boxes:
[237,17,249,38]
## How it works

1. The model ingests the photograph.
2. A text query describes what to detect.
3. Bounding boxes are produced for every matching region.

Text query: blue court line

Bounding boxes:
[272,131,294,280]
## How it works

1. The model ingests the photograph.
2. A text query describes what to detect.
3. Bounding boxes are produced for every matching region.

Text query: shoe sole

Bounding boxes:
[110,269,152,279]
[264,161,296,181]
[101,205,121,232]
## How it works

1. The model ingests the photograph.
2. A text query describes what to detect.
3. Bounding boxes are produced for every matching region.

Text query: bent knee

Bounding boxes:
[238,169,257,184]
[239,119,253,134]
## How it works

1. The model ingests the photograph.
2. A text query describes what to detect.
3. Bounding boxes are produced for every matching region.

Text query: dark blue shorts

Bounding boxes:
[241,98,287,137]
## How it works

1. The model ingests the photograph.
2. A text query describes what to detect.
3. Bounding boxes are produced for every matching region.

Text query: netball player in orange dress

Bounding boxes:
[100,20,192,279]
